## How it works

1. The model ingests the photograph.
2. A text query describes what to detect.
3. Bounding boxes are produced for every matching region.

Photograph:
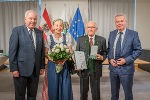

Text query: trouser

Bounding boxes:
[13,71,39,100]
[80,72,101,100]
[110,72,133,100]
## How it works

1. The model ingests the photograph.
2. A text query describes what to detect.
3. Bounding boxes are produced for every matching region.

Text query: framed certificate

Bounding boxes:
[89,45,98,59]
[74,51,87,70]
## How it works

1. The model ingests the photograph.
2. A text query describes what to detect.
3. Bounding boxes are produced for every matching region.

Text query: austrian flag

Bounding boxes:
[39,8,52,100]
[39,8,53,43]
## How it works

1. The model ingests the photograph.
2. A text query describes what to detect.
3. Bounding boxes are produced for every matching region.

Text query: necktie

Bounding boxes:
[29,29,34,41]
[29,29,35,50]
[89,37,93,46]
[115,32,123,60]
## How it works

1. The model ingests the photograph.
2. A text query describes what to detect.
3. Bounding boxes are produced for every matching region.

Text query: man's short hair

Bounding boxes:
[115,14,127,20]
[25,10,37,17]
[86,21,98,28]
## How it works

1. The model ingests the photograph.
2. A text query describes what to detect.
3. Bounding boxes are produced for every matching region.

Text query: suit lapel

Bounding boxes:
[23,25,36,51]
[85,35,90,55]
[121,29,129,53]
[94,35,99,45]
[110,30,118,58]
[34,28,38,51]
[23,25,30,39]
[112,30,118,47]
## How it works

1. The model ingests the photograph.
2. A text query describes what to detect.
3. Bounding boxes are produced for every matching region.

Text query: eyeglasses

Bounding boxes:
[87,26,96,29]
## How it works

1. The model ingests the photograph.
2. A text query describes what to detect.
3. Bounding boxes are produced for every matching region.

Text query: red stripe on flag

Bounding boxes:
[39,26,47,43]
[42,65,49,100]
[43,8,53,33]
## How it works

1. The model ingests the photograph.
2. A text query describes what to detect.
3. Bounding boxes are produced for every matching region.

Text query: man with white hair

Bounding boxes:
[76,21,107,100]
[9,10,45,100]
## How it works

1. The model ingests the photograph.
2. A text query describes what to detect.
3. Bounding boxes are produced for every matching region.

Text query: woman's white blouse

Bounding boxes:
[45,33,72,53]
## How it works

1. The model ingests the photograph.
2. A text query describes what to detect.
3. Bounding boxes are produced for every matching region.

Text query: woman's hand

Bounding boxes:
[55,59,66,65]
[48,57,53,61]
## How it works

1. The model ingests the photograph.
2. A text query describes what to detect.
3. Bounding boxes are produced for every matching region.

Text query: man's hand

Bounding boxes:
[40,69,45,75]
[110,59,118,67]
[12,71,19,77]
[116,58,126,66]
[96,54,103,60]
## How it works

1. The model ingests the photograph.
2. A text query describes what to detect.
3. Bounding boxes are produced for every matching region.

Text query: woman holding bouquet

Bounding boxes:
[45,19,73,100]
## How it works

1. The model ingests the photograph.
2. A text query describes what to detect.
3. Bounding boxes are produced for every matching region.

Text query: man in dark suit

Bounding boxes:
[76,21,107,100]
[108,14,142,100]
[9,10,45,100]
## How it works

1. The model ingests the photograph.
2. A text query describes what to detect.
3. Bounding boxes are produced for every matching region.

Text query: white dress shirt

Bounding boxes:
[113,28,126,59]
[88,35,95,45]
[27,27,36,49]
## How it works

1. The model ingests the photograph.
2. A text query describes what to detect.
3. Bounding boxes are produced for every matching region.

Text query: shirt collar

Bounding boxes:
[26,27,35,32]
[117,28,126,35]
[88,35,95,40]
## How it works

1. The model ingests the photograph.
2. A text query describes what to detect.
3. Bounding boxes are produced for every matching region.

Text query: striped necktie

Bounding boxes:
[29,29,34,41]
[115,32,123,60]
[29,29,35,51]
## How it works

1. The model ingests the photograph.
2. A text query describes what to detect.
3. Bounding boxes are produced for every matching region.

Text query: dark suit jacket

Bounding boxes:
[76,35,107,77]
[9,25,45,77]
[108,29,142,74]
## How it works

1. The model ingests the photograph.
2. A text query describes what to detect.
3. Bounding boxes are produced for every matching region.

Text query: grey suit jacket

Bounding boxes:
[9,25,45,77]
[108,29,142,74]
[76,35,107,77]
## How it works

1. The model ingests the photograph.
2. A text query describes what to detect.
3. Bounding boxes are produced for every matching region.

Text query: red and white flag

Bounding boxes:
[39,8,52,100]
[39,8,53,43]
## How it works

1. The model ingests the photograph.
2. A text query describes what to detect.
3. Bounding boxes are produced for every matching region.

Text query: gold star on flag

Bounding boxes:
[78,20,80,21]
[74,32,76,35]
[73,25,74,27]
[75,21,77,23]
[73,29,74,31]
[77,35,78,37]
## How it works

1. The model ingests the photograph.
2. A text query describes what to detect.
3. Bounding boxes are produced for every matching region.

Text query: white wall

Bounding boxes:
[136,0,150,50]
[41,0,150,50]
[41,0,88,25]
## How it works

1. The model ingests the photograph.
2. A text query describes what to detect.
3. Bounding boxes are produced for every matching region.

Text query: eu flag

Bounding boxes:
[69,8,85,42]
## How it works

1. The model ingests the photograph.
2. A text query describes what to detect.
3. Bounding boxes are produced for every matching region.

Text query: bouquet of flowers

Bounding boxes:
[49,43,71,73]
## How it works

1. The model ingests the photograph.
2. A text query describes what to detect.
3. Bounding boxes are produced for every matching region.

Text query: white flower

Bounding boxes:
[52,48,55,52]
[55,49,60,53]
[59,43,63,48]
[65,49,70,53]
[60,47,64,51]
[64,45,67,49]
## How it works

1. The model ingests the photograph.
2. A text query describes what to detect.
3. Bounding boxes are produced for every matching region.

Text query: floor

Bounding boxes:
[0,66,150,100]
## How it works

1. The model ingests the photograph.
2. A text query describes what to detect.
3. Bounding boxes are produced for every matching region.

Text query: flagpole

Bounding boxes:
[45,0,47,8]
[39,0,42,21]
[64,3,66,21]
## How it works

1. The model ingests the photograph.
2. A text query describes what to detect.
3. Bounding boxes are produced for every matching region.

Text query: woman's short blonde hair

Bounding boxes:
[53,19,64,26]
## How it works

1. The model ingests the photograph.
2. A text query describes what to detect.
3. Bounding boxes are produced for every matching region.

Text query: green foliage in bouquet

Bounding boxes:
[48,43,71,61]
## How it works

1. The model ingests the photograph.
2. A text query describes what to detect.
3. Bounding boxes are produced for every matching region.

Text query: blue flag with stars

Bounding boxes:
[69,8,85,42]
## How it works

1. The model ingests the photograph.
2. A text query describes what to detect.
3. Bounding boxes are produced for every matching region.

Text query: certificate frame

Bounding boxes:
[74,51,87,70]
[89,45,98,59]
